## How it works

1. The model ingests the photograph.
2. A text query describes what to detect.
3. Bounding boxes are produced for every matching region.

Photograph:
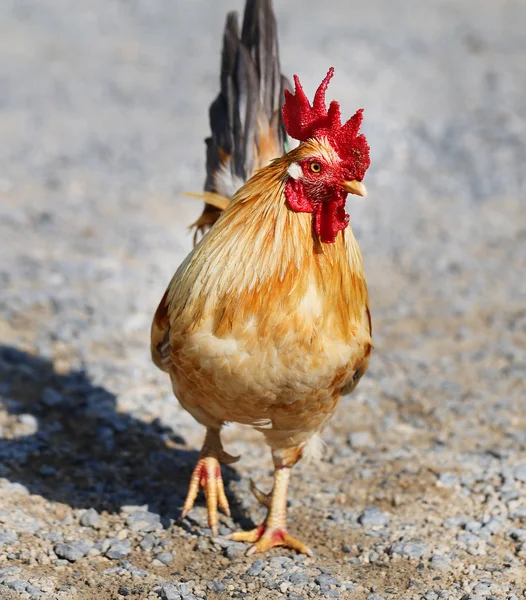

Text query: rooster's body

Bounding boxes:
[151,0,372,556]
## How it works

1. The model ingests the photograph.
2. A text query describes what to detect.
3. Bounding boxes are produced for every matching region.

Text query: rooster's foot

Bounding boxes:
[181,428,239,535]
[228,524,312,556]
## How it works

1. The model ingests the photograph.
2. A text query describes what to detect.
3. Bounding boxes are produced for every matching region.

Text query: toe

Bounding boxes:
[227,525,265,543]
[283,532,313,557]
[181,456,232,536]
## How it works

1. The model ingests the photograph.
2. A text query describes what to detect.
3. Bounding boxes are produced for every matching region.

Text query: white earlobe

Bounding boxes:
[287,162,302,180]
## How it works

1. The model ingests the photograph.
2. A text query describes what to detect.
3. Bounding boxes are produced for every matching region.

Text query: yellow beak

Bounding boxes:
[341,180,368,198]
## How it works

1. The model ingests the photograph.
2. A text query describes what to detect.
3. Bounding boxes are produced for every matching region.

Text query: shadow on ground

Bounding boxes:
[0,345,242,526]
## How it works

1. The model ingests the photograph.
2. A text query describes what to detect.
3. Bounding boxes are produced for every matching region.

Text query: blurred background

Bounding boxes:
[0,0,525,597]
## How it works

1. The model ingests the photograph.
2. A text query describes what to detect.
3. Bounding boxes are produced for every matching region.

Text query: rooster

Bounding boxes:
[151,0,372,556]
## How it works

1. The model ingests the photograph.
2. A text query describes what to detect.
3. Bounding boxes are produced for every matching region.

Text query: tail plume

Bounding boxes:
[192,0,290,243]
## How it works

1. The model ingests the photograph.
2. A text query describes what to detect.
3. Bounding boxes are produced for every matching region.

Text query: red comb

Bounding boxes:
[282,68,370,180]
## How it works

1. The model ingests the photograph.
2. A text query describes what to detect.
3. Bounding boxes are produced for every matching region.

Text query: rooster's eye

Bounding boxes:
[309,162,322,174]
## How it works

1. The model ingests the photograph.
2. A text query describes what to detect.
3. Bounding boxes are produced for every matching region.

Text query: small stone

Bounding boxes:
[105,538,131,560]
[54,540,91,562]
[159,584,181,600]
[207,581,226,593]
[389,540,427,559]
[465,520,482,533]
[177,582,191,597]
[6,580,29,592]
[93,538,111,554]
[26,584,42,597]
[480,517,502,535]
[118,586,131,596]
[315,574,340,587]
[80,508,101,529]
[429,555,452,572]
[367,595,386,600]
[17,414,39,433]
[155,552,173,565]
[359,506,390,528]
[139,533,159,551]
[126,510,161,533]
[280,581,291,593]
[342,543,352,553]
[348,431,374,449]
[289,572,309,586]
[246,560,265,577]
[225,542,245,559]
[130,568,149,578]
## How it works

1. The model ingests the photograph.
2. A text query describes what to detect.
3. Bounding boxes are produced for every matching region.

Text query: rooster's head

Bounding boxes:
[282,68,370,244]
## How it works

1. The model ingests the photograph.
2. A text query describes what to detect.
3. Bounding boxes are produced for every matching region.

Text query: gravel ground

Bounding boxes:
[1,0,525,599]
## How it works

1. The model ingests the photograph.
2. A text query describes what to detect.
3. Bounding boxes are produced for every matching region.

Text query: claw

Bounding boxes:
[219,450,240,465]
[181,456,230,535]
[249,479,271,508]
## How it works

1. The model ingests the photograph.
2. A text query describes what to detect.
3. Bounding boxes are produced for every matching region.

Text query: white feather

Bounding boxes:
[302,434,325,463]
[214,158,245,199]
[287,162,302,180]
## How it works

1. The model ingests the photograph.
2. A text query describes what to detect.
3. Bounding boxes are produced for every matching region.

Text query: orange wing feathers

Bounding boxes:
[155,145,371,438]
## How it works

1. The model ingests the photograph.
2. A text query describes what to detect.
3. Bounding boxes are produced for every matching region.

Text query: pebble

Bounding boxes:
[154,552,174,565]
[54,540,92,562]
[17,413,39,434]
[79,508,101,529]
[359,506,390,528]
[159,583,181,600]
[126,510,161,533]
[429,555,452,571]
[389,540,427,559]
[289,572,309,586]
[245,560,265,577]
[93,538,111,554]
[139,533,159,551]
[0,567,20,584]
[105,538,131,560]
[6,579,29,592]
[207,581,226,593]
[225,542,245,559]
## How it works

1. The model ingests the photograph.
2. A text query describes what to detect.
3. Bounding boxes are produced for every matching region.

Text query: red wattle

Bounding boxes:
[315,198,349,244]
[285,180,349,244]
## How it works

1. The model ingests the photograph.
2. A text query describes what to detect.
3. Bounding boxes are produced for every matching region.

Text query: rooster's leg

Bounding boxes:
[181,427,238,536]
[229,463,313,556]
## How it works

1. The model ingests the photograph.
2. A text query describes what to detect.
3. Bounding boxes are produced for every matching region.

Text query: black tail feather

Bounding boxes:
[195,0,290,243]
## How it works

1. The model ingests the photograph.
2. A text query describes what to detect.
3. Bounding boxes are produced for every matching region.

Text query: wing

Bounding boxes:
[151,289,172,372]
[192,0,291,243]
